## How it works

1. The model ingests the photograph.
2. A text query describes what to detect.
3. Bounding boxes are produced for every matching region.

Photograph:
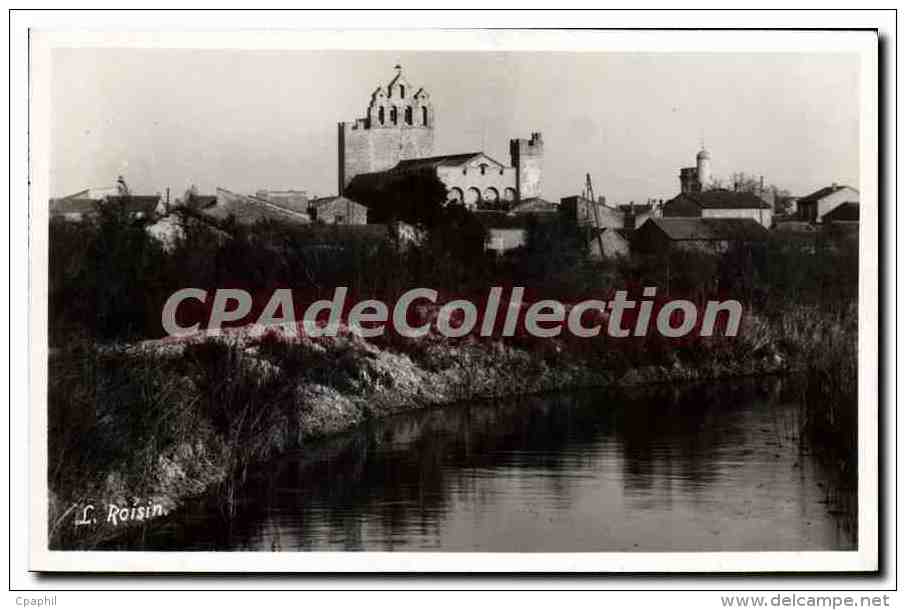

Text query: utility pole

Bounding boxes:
[584,173,606,260]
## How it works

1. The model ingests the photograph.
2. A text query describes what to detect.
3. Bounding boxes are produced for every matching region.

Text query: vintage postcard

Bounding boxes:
[27,28,879,573]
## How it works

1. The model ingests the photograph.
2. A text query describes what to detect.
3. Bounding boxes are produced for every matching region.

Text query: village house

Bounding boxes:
[661,189,774,229]
[616,201,658,230]
[50,186,164,223]
[203,187,312,225]
[662,148,775,228]
[254,189,309,214]
[559,195,625,229]
[468,197,560,254]
[307,195,369,225]
[49,194,103,222]
[587,227,632,259]
[180,192,218,211]
[475,195,633,258]
[556,195,634,258]
[475,212,531,254]
[796,184,860,223]
[632,217,770,255]
[822,201,860,224]
[773,219,819,234]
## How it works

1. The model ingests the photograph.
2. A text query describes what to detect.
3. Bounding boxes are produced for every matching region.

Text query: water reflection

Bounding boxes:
[132,376,856,552]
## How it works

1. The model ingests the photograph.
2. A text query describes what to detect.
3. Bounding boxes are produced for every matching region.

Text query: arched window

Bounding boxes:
[483,187,500,208]
[390,106,398,125]
[404,106,413,125]
[464,187,481,210]
[399,85,405,98]
[378,106,385,125]
[422,106,428,126]
[447,187,464,204]
[479,164,487,176]
[503,187,517,203]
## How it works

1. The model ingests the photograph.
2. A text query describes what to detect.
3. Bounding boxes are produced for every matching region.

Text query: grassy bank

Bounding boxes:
[47,302,856,549]
[798,303,859,483]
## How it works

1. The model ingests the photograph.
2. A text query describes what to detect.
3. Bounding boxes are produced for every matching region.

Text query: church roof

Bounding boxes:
[392,152,507,173]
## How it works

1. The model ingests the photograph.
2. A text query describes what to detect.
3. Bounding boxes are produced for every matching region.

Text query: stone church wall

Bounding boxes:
[339,121,435,193]
[437,164,518,208]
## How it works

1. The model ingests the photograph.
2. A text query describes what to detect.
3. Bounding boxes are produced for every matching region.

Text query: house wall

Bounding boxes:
[802,186,859,223]
[674,239,730,254]
[630,222,671,255]
[312,198,368,225]
[631,222,724,255]
[486,228,526,253]
[702,207,773,228]
[561,196,625,228]
[256,190,309,214]
[623,210,652,230]
[588,229,629,259]
[214,188,311,225]
[56,213,85,222]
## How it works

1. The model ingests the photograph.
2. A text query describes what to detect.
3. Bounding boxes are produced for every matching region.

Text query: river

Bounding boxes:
[132,376,857,552]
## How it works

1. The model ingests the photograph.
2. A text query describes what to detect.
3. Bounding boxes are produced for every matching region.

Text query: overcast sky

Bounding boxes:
[51,49,860,203]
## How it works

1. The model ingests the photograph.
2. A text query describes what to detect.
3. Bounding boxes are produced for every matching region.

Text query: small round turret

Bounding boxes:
[696,147,712,190]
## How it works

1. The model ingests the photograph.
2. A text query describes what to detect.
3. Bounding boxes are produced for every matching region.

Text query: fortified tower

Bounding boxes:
[338,65,435,194]
[679,167,700,194]
[509,132,544,201]
[679,146,712,194]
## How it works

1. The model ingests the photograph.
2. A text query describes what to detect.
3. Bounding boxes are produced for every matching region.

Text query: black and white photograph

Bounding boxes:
[19,20,883,581]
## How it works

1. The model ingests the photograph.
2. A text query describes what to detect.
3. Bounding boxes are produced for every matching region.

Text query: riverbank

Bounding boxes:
[47,303,856,549]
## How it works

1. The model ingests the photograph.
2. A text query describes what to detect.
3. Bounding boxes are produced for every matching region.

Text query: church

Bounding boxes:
[337,65,544,210]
